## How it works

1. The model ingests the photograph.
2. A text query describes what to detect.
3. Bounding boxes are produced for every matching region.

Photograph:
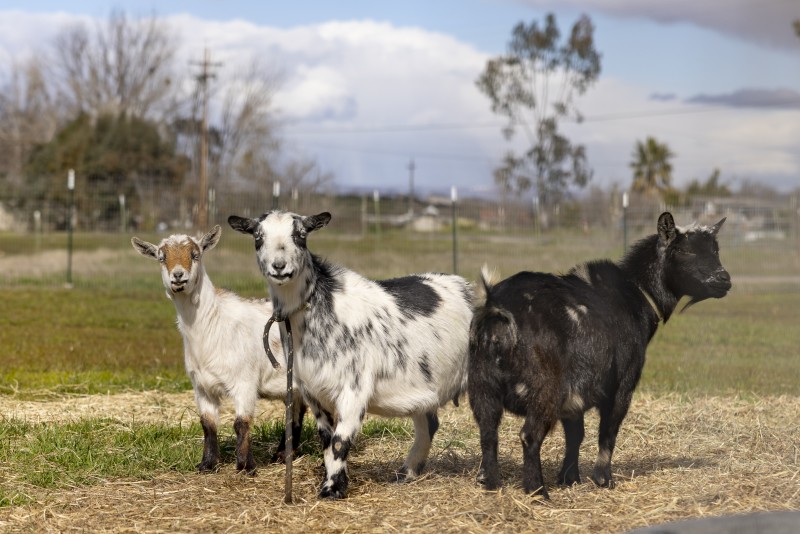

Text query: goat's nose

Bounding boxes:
[272,259,287,271]
[717,269,731,282]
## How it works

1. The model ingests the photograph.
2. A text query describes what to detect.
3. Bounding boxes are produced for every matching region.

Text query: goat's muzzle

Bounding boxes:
[706,268,732,296]
[170,276,189,292]
[269,270,295,284]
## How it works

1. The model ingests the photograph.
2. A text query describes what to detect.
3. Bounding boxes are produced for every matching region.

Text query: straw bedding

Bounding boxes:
[1,392,798,533]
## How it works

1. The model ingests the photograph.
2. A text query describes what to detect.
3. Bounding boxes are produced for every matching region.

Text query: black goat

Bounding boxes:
[468,212,731,498]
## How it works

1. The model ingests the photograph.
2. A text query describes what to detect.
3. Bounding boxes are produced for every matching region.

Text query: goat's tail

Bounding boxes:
[472,264,502,309]
[469,266,518,370]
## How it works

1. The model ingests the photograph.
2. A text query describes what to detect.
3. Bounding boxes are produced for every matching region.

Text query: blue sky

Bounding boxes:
[2,0,799,196]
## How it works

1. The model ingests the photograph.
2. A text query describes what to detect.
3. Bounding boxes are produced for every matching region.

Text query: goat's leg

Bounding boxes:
[520,414,551,498]
[233,416,257,475]
[471,396,504,490]
[394,411,439,482]
[232,393,257,474]
[271,396,308,463]
[195,390,221,472]
[319,403,364,499]
[557,414,585,486]
[308,399,335,452]
[591,391,632,489]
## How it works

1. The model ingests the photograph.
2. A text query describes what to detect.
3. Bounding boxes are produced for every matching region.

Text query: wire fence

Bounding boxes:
[1,180,798,292]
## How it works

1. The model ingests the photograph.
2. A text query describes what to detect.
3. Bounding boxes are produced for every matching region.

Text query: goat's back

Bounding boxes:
[469,263,653,415]
[298,268,474,417]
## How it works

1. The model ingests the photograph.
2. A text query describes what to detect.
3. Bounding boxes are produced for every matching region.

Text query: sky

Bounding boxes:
[1,0,799,198]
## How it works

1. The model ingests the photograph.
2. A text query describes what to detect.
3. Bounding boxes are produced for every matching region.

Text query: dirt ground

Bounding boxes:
[1,392,798,533]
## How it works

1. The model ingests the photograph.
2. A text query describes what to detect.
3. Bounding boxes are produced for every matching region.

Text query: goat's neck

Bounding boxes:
[620,235,679,323]
[171,267,217,329]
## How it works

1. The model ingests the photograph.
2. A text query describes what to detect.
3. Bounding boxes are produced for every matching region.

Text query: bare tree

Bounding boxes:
[213,60,283,191]
[204,59,334,198]
[52,10,177,119]
[0,59,58,188]
[281,158,335,195]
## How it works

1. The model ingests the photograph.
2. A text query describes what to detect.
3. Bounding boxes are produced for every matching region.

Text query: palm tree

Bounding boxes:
[629,137,674,195]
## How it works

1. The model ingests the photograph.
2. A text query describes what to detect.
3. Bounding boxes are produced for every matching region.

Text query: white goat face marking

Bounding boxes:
[158,236,201,294]
[256,213,307,286]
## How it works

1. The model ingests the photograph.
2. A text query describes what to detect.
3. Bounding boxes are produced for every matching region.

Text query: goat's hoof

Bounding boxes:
[590,472,615,488]
[196,461,219,473]
[390,466,416,483]
[523,485,550,500]
[319,485,347,499]
[476,468,502,491]
[319,472,348,499]
[271,448,301,464]
[557,471,581,486]
[236,461,257,476]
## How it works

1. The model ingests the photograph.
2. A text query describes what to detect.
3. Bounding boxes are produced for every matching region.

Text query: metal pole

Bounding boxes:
[407,158,415,217]
[119,194,126,233]
[451,186,458,275]
[66,169,75,288]
[622,191,629,255]
[272,181,281,210]
[373,190,381,238]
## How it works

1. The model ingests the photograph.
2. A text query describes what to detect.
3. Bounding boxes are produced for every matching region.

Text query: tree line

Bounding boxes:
[1,11,792,231]
[0,10,332,229]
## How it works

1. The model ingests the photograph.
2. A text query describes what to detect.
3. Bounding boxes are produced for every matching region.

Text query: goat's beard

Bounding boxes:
[679,296,706,314]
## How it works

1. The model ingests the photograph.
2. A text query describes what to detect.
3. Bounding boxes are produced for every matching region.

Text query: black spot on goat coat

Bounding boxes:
[468,212,731,498]
[228,210,473,500]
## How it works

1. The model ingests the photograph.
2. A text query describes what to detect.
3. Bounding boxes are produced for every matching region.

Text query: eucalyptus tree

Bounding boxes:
[477,13,601,211]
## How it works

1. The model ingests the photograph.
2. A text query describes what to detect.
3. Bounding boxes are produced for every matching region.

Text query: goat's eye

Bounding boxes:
[157,253,166,263]
[191,251,200,261]
[254,233,264,248]
[293,232,307,246]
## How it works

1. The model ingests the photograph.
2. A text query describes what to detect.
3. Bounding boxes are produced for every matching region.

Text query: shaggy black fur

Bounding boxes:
[468,212,731,498]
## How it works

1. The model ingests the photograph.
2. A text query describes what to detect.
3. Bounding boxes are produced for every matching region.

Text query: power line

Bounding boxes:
[283,106,726,136]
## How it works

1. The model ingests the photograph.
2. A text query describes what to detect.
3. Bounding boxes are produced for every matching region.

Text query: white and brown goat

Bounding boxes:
[131,225,305,473]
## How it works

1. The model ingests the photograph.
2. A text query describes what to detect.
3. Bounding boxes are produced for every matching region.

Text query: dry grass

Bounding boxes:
[1,392,798,533]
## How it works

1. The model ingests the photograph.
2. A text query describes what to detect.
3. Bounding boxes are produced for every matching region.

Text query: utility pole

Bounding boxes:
[407,158,415,216]
[192,48,221,229]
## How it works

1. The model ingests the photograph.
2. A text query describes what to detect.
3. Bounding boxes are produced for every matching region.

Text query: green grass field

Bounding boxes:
[2,286,796,398]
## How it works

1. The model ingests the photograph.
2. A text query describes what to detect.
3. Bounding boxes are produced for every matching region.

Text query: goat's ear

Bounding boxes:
[657,212,677,246]
[201,225,222,252]
[303,212,332,233]
[709,217,726,236]
[228,215,258,235]
[131,237,158,259]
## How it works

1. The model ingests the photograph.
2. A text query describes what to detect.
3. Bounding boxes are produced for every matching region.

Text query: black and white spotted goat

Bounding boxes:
[468,212,731,498]
[132,226,306,474]
[228,210,474,499]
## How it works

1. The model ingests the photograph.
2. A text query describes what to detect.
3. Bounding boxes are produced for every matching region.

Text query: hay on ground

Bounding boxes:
[1,392,798,533]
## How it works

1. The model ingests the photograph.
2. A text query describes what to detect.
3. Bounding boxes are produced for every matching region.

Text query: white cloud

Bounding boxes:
[515,0,800,51]
[1,10,797,193]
